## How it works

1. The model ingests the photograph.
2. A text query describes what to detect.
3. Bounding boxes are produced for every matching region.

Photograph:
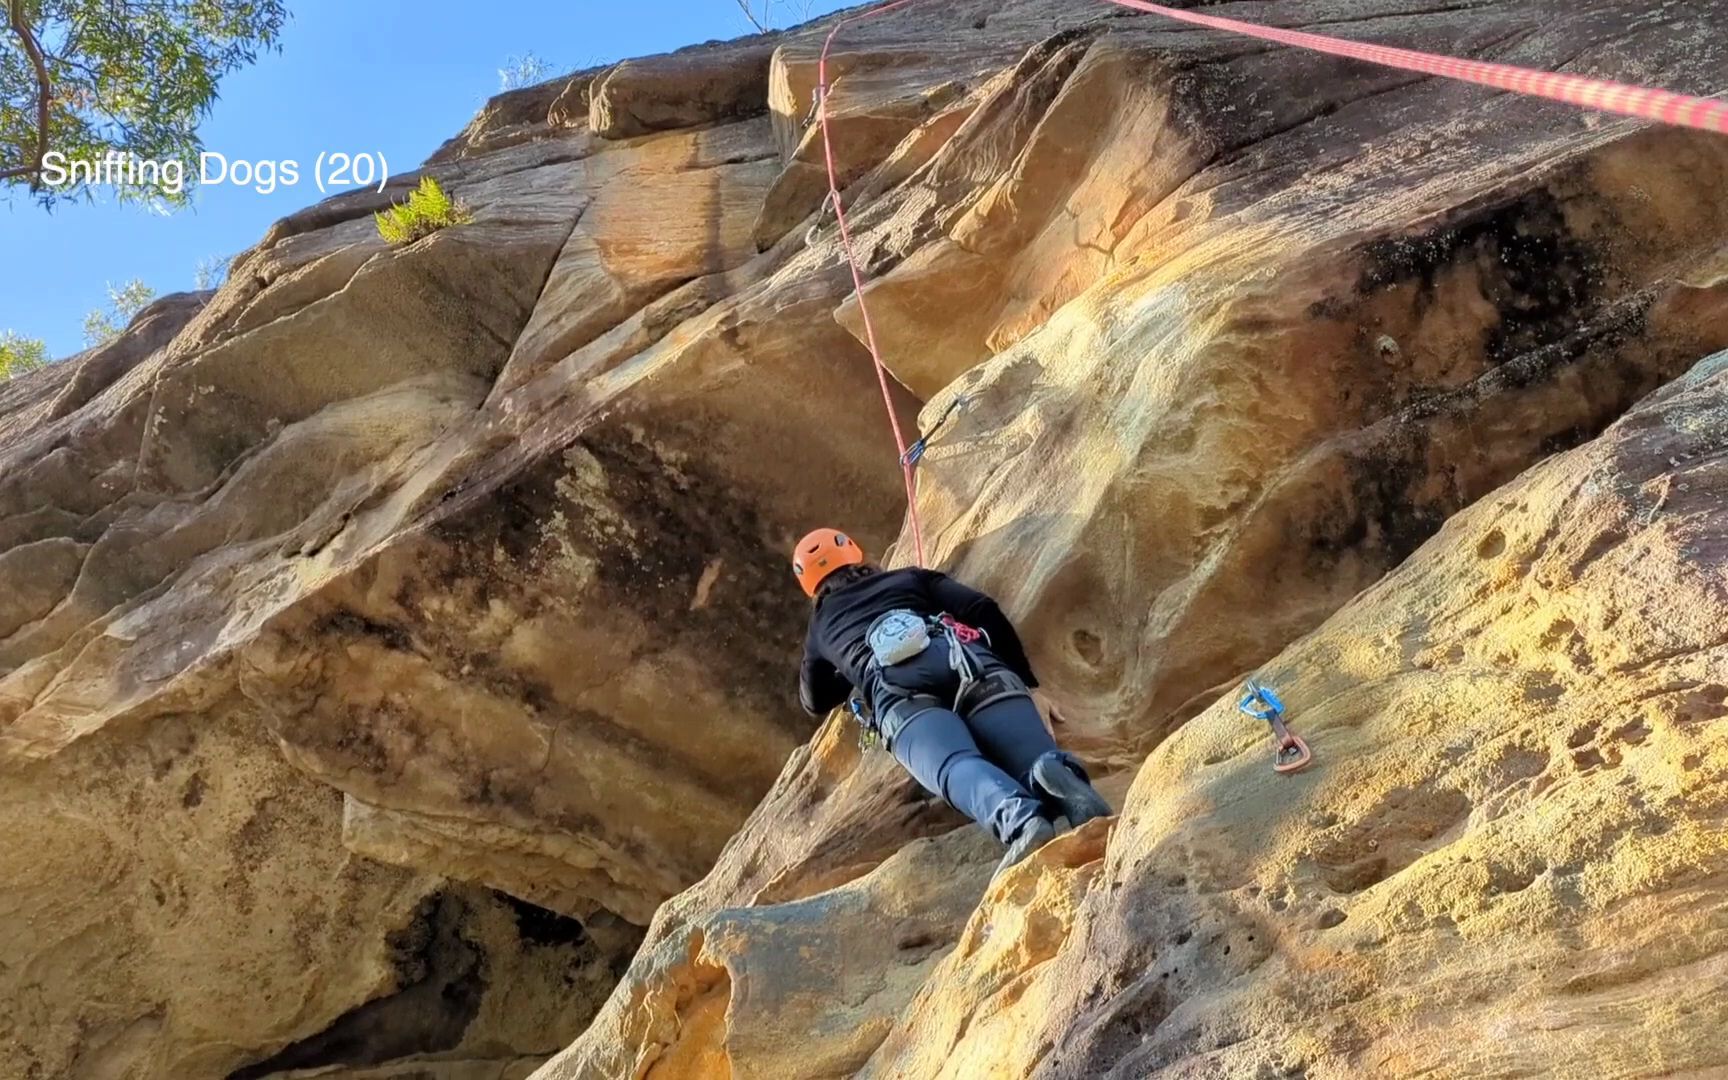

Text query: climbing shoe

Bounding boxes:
[993,815,1056,880]
[1031,752,1112,829]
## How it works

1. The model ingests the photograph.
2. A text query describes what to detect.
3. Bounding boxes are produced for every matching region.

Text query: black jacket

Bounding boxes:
[798,567,1038,716]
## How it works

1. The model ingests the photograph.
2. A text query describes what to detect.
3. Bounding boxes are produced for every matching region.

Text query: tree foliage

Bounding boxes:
[193,251,229,290]
[0,328,46,378]
[498,52,552,91]
[1,0,288,205]
[82,277,155,345]
[730,0,816,32]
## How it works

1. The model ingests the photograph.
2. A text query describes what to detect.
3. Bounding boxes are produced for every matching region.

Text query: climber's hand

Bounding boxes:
[1033,689,1068,729]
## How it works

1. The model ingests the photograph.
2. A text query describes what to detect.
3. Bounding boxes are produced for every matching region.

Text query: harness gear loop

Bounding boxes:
[856,613,1011,751]
[1238,679,1313,774]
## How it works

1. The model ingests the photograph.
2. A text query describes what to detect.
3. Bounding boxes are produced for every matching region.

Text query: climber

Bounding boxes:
[792,528,1112,878]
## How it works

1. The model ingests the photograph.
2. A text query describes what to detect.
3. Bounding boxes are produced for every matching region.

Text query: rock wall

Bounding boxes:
[854,346,1728,1078]
[3,0,1727,1077]
[528,1,1728,1076]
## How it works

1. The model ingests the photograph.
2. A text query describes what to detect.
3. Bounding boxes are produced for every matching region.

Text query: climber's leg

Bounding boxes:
[889,704,1046,845]
[968,695,1112,827]
[965,693,1059,787]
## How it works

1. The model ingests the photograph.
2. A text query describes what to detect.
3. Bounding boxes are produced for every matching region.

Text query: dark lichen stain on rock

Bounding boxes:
[1358,189,1610,364]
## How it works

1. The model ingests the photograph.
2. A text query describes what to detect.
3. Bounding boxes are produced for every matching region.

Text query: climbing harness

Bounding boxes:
[1238,679,1313,775]
[818,0,1728,570]
[852,611,1016,750]
[901,394,973,467]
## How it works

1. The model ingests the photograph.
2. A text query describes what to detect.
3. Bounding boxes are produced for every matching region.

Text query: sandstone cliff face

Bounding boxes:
[526,1,1728,1076]
[851,347,1728,1077]
[3,0,1727,1077]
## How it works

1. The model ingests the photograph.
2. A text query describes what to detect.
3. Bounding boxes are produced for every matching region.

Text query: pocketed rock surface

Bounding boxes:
[3,1,1727,1077]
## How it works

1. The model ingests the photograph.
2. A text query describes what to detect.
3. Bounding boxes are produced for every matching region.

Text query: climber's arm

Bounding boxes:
[799,633,851,717]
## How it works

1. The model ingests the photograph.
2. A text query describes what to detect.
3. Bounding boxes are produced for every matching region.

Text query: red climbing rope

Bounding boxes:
[816,0,931,566]
[1098,0,1728,133]
[815,0,1728,567]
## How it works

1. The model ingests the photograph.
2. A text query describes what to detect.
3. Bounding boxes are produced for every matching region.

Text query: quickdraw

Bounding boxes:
[1238,679,1312,774]
[805,191,837,247]
[848,694,882,750]
[901,393,973,467]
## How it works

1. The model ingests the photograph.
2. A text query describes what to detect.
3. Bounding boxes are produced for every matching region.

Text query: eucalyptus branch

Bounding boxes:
[0,0,55,182]
[732,0,768,32]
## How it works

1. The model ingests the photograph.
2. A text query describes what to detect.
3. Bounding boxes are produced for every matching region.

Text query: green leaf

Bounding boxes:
[374,176,470,247]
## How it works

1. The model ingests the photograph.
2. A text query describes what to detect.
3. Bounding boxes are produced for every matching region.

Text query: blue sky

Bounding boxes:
[1,0,849,358]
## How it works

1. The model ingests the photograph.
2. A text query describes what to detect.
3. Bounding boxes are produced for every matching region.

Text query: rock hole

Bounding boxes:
[1522,678,1564,704]
[1487,861,1544,894]
[1490,745,1550,789]
[180,772,207,809]
[1611,719,1651,746]
[1477,529,1507,559]
[1570,528,1626,575]
[896,930,939,953]
[1312,788,1471,894]
[1071,628,1104,666]
[1677,684,1728,723]
[1541,619,1578,648]
[227,891,489,1079]
[498,892,588,948]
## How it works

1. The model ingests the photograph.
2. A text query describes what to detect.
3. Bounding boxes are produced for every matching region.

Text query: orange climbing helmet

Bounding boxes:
[792,528,865,597]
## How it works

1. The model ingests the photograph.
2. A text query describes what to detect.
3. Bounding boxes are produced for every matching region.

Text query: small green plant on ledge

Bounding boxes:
[375,177,471,245]
[1,331,48,380]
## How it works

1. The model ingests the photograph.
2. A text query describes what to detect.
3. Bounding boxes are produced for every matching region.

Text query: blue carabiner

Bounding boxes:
[1237,679,1285,723]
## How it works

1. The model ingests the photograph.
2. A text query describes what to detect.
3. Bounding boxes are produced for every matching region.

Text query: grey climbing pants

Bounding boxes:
[888,693,1060,844]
